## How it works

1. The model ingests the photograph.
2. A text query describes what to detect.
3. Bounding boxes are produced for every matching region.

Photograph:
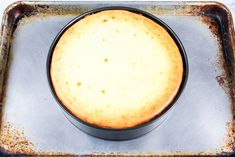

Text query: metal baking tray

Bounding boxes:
[0,1,234,156]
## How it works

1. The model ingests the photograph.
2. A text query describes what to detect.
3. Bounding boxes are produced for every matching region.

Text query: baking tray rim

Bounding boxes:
[0,0,234,156]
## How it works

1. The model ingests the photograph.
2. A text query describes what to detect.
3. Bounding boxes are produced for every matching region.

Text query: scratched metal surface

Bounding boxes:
[0,1,234,155]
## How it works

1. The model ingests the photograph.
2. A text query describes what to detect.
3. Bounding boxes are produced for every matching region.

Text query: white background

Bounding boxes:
[0,0,235,25]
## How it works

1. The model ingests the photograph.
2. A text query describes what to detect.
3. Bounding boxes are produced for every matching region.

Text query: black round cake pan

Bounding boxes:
[47,6,189,140]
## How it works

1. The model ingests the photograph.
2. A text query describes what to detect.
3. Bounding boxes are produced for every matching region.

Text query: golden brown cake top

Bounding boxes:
[50,10,183,129]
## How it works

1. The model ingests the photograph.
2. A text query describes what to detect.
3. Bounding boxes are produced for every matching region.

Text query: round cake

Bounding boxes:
[50,10,183,129]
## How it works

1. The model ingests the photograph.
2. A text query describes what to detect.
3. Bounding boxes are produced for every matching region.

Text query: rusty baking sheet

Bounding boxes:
[0,1,234,156]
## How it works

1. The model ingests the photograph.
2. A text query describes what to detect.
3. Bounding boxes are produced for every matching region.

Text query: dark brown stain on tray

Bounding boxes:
[216,75,226,86]
[37,4,50,9]
[5,3,37,34]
